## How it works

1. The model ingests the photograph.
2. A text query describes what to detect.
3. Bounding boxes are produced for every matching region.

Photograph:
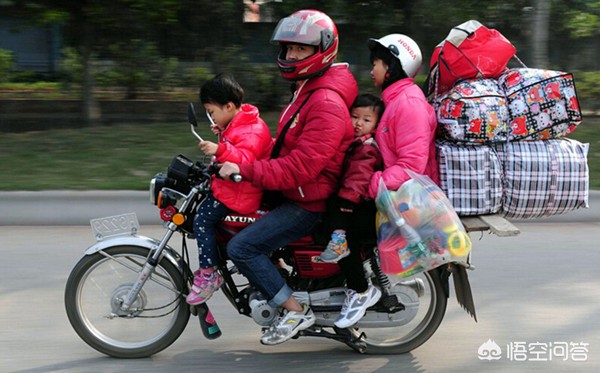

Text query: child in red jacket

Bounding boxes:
[186,73,272,305]
[313,93,385,328]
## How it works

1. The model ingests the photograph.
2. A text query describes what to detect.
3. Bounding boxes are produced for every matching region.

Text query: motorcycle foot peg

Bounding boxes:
[380,294,404,311]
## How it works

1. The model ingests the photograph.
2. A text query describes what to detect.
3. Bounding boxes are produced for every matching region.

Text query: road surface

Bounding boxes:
[1,222,598,373]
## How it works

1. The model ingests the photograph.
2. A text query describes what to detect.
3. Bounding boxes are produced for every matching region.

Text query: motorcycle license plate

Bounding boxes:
[90,212,140,241]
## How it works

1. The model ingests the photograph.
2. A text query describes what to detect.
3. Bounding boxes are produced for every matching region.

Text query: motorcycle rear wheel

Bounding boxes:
[64,246,190,358]
[350,268,447,354]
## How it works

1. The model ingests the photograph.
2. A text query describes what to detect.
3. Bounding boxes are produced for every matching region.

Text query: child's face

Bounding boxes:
[204,102,236,130]
[351,106,379,137]
[370,57,389,89]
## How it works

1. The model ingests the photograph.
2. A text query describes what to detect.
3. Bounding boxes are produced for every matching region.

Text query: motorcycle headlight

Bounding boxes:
[149,173,168,206]
[157,188,187,209]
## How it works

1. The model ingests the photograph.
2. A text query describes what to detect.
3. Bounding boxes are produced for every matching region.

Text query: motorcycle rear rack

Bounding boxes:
[460,214,520,237]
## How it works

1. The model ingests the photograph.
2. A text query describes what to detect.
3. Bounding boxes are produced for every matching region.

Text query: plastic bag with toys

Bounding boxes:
[375,169,472,276]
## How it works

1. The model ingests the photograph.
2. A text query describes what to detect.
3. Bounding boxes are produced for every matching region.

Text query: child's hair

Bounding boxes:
[200,73,244,108]
[351,93,385,120]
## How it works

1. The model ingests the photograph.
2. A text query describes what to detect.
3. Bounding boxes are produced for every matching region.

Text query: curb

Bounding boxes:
[1,190,599,226]
[0,190,160,226]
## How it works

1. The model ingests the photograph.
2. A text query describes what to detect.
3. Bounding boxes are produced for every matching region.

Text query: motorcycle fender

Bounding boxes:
[83,235,185,274]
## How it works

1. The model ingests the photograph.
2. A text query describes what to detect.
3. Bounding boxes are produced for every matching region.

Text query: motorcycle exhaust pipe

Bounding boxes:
[399,278,425,297]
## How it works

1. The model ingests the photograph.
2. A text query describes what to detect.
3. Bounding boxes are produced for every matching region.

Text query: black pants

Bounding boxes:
[328,196,377,293]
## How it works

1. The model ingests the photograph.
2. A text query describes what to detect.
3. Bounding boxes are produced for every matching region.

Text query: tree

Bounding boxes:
[563,0,600,38]
[531,0,551,67]
[1,0,181,125]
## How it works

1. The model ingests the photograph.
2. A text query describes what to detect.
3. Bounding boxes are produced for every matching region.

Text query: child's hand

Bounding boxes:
[210,125,221,136]
[199,140,219,156]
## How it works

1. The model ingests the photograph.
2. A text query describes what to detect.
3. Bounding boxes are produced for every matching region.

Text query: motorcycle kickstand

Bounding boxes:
[299,326,367,354]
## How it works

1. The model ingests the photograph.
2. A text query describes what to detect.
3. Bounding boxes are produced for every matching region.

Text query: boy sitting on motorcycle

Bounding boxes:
[313,93,385,328]
[186,73,272,305]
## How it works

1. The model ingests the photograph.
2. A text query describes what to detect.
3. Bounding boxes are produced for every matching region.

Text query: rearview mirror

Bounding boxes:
[188,102,198,127]
[187,103,203,141]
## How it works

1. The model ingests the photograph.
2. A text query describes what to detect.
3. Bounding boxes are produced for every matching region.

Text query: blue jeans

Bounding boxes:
[194,193,230,268]
[226,202,321,307]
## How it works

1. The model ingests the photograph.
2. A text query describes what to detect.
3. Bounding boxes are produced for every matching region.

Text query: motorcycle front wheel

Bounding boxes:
[64,246,190,358]
[347,268,448,354]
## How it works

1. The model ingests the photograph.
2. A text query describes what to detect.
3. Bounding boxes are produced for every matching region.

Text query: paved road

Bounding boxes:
[1,222,599,373]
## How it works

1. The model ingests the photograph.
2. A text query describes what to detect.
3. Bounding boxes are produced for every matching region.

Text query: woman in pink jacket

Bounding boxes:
[367,34,439,198]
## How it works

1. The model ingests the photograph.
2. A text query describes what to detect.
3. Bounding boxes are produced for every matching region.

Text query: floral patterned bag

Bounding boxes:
[498,68,582,141]
[435,78,510,144]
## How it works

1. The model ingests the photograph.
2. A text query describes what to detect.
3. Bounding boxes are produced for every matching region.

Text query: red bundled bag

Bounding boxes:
[428,20,516,96]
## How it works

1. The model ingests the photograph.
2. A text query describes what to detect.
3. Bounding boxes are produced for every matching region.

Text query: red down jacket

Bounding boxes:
[239,64,358,212]
[212,103,273,214]
[338,134,383,204]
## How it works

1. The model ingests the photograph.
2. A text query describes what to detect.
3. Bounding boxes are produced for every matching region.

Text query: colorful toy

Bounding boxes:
[375,170,472,277]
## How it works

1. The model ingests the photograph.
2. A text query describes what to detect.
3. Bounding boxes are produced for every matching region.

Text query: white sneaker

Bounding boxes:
[334,285,382,329]
[260,304,316,345]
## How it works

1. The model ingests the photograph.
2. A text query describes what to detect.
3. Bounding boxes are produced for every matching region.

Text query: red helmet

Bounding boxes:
[271,9,339,81]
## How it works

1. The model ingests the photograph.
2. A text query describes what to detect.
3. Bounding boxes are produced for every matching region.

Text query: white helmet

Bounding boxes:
[368,34,422,78]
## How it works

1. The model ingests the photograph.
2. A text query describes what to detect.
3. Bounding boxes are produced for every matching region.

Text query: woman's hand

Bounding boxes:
[218,161,241,179]
[199,140,219,156]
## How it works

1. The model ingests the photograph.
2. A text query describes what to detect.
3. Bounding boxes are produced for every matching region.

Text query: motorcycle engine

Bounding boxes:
[248,291,277,326]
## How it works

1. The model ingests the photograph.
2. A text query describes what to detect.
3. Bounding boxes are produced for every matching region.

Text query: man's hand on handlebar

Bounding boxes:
[218,162,241,182]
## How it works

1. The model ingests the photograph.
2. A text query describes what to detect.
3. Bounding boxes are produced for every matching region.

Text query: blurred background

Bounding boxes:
[0,0,598,190]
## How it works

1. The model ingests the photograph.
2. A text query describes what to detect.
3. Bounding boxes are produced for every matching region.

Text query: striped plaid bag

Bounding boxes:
[436,141,503,215]
[496,138,589,219]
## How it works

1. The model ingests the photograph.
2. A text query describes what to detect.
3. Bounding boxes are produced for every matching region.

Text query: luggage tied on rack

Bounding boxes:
[499,68,582,141]
[428,19,516,96]
[434,69,582,144]
[436,138,589,218]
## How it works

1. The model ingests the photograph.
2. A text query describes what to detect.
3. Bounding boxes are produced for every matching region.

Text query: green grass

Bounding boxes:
[0,111,280,191]
[0,114,597,191]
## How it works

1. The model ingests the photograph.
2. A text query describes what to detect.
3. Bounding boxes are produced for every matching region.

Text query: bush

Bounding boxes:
[0,48,14,83]
[235,64,290,110]
[183,65,212,89]
[574,71,600,111]
[58,47,84,88]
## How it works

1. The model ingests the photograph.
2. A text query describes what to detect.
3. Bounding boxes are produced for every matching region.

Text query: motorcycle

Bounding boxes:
[64,104,479,358]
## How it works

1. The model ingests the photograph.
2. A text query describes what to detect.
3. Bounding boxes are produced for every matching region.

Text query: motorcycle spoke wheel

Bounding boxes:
[65,246,190,358]
[349,269,447,354]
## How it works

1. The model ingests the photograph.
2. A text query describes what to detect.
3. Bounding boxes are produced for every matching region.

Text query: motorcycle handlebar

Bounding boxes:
[208,162,242,183]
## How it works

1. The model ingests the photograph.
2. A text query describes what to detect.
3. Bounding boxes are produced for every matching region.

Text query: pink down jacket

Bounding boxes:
[368,78,440,199]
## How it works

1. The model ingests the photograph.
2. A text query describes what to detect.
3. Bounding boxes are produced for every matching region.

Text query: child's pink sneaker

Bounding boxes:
[186,271,224,305]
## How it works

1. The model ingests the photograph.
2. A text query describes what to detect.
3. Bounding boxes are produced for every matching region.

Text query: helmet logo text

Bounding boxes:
[397,38,418,60]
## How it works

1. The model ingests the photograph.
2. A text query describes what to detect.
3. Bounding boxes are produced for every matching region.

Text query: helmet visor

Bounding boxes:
[270,16,326,46]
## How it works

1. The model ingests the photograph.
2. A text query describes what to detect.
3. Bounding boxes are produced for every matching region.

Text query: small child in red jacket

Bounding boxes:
[313,93,385,327]
[187,73,272,305]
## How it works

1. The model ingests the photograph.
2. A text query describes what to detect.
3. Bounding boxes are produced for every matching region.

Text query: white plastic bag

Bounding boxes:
[375,170,472,276]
